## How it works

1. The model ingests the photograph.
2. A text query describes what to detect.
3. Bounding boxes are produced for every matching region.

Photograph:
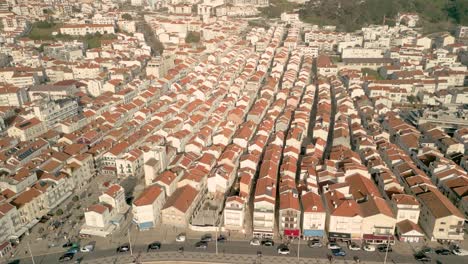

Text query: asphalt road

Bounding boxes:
[10,239,468,264]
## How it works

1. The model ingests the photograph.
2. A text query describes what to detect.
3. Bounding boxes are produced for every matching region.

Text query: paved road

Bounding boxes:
[9,239,468,264]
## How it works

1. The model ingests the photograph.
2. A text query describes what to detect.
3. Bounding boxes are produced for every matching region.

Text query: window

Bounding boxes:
[438,228,444,232]
[440,222,446,225]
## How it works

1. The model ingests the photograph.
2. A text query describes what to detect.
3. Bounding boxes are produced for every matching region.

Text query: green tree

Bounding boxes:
[122,13,132,20]
[185,31,201,43]
[56,209,63,216]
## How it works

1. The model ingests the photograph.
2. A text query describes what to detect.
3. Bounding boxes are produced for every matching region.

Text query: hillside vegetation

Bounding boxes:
[261,0,468,33]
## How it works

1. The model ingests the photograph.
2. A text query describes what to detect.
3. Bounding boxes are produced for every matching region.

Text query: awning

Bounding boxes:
[137,221,154,229]
[284,229,300,237]
[303,229,324,237]
[363,234,395,241]
[329,232,351,240]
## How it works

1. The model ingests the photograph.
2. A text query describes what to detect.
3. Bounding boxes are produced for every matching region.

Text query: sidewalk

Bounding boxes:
[83,251,413,264]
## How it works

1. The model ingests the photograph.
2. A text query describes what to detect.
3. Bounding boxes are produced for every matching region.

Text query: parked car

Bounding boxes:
[261,239,274,247]
[116,244,130,253]
[195,241,208,249]
[414,253,431,262]
[377,244,392,252]
[348,242,360,251]
[307,239,323,248]
[250,238,261,246]
[277,246,290,255]
[435,248,451,255]
[217,235,227,242]
[328,242,341,249]
[331,248,346,256]
[363,244,376,252]
[200,234,212,242]
[176,233,186,242]
[452,248,468,256]
[59,253,74,262]
[147,242,161,251]
[7,260,20,264]
[80,244,94,253]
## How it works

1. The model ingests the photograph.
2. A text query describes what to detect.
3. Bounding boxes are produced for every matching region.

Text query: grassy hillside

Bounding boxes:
[261,0,467,33]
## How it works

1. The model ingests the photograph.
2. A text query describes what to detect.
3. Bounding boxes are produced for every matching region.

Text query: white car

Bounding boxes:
[250,238,261,246]
[348,243,360,251]
[176,234,186,242]
[278,247,290,255]
[80,244,94,252]
[453,248,468,256]
[363,245,376,252]
[328,242,341,249]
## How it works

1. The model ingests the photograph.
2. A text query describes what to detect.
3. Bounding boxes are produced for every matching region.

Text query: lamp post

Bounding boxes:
[27,242,35,264]
[383,233,391,264]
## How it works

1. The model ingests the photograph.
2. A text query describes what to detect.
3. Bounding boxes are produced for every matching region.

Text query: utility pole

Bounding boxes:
[297,235,300,261]
[215,220,218,255]
[27,241,35,264]
[128,227,133,256]
[383,233,390,264]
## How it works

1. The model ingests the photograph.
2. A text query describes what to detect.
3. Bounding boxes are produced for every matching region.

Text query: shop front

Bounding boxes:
[328,232,351,242]
[363,234,395,245]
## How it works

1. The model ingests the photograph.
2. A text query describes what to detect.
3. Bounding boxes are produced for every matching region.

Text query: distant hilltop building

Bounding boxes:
[226,0,269,7]
[397,12,419,28]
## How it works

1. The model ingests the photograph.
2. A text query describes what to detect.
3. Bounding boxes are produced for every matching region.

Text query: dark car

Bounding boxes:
[420,247,434,254]
[59,253,74,262]
[147,242,161,251]
[195,241,208,249]
[62,242,73,248]
[7,260,20,264]
[435,248,451,255]
[116,244,130,253]
[377,244,392,252]
[331,248,346,256]
[261,239,274,246]
[200,234,212,242]
[414,253,431,262]
[217,235,227,242]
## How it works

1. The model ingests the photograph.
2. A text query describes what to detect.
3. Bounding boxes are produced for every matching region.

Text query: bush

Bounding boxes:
[72,195,79,202]
[56,209,63,216]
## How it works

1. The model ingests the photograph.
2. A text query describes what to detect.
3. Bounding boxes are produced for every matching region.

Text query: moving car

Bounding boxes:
[348,242,360,251]
[377,244,392,252]
[250,238,261,246]
[331,248,346,256]
[195,241,208,249]
[328,242,341,249]
[307,239,322,248]
[414,253,431,262]
[217,235,227,242]
[452,248,468,256]
[80,244,94,253]
[420,247,434,254]
[261,239,274,247]
[116,244,130,253]
[62,242,73,248]
[176,233,186,242]
[66,248,79,254]
[59,253,75,262]
[200,234,212,242]
[435,248,451,255]
[363,244,376,252]
[147,242,161,251]
[277,246,290,255]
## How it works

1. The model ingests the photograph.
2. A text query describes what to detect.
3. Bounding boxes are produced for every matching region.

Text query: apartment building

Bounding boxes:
[132,185,166,230]
[223,196,245,231]
[32,99,79,126]
[301,191,326,239]
[59,24,115,36]
[7,118,47,141]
